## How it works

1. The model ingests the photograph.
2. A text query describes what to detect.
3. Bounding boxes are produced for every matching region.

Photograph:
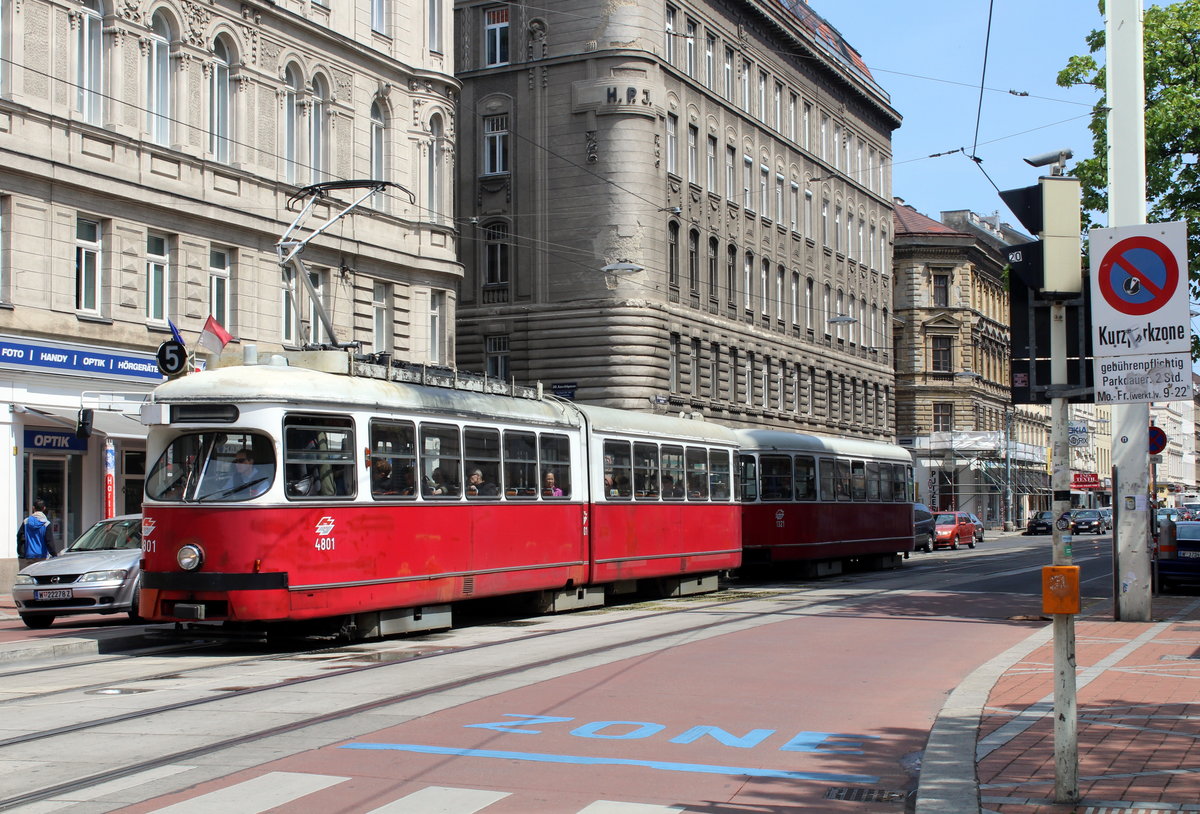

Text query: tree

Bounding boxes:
[1058,1,1200,355]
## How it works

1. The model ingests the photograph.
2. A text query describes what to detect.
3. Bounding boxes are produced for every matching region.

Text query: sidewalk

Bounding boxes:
[919,593,1200,814]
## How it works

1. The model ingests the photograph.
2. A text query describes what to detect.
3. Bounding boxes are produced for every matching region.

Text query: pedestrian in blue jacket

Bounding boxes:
[17,499,57,562]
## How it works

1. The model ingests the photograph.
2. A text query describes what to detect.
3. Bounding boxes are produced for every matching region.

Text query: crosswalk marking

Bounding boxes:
[131,772,736,813]
[365,786,510,813]
[148,771,348,813]
[578,803,687,813]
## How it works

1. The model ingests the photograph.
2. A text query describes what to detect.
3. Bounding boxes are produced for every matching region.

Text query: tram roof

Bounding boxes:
[151,364,581,427]
[733,428,913,463]
[575,403,740,446]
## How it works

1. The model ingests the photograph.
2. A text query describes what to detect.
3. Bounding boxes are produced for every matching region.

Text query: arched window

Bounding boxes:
[667,222,679,287]
[427,113,443,222]
[483,221,510,286]
[76,0,104,123]
[370,101,386,207]
[209,37,232,162]
[688,229,700,293]
[310,74,329,183]
[284,64,301,183]
[147,12,172,144]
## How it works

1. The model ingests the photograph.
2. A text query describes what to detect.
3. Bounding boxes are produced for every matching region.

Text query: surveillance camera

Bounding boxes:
[1023,149,1073,168]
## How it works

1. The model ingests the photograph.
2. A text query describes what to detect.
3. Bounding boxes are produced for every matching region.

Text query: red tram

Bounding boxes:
[736,429,915,573]
[138,352,741,636]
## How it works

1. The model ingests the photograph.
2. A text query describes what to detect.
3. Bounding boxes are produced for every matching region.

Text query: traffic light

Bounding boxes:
[1000,175,1090,404]
[999,175,1082,294]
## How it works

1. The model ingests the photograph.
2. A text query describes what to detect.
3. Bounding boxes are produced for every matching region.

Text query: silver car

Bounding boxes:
[12,514,143,629]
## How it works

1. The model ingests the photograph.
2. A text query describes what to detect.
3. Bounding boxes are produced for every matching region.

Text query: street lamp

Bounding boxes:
[1004,409,1015,531]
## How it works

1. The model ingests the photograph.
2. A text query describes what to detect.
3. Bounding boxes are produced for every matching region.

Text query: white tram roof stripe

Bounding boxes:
[151,365,739,446]
[734,428,914,464]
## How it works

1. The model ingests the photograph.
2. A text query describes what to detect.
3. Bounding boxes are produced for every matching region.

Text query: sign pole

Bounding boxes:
[1106,0,1152,622]
[1050,297,1079,803]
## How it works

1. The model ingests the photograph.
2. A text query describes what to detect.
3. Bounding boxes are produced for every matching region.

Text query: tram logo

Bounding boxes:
[315,516,336,536]
[142,517,156,538]
[775,509,785,528]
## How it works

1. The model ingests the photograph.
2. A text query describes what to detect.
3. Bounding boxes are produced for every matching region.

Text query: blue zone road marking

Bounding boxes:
[339,743,881,784]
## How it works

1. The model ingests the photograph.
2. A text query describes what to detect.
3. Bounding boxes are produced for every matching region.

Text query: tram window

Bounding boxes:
[685,448,709,500]
[818,457,835,501]
[370,420,417,499]
[504,430,537,499]
[794,455,816,500]
[284,415,355,499]
[634,443,660,499]
[866,461,881,502]
[147,431,275,503]
[603,440,632,498]
[835,459,852,501]
[759,455,791,501]
[540,433,571,498]
[660,445,685,499]
[902,465,914,502]
[879,463,894,501]
[851,461,866,501]
[464,427,501,499]
[420,423,461,498]
[709,450,731,500]
[739,455,758,501]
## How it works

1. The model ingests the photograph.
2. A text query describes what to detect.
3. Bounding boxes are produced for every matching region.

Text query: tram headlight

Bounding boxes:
[177,544,204,571]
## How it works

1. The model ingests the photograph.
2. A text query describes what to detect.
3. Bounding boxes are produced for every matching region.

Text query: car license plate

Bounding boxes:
[1178,550,1200,558]
[34,588,73,600]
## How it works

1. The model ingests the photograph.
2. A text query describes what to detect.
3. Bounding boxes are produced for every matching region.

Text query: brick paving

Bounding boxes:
[977,595,1200,814]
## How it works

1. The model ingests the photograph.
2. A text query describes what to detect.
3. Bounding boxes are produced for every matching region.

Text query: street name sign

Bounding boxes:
[1089,221,1190,403]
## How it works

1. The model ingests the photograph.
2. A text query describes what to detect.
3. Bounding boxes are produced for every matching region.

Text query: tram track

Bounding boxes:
[0,582,892,812]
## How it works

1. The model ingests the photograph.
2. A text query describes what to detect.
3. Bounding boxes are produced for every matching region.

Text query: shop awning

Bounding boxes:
[18,405,146,439]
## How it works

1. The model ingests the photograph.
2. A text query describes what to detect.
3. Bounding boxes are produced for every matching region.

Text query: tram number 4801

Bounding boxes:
[315,538,336,551]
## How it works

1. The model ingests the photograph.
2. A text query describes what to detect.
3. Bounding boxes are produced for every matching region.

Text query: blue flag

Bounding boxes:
[168,320,186,347]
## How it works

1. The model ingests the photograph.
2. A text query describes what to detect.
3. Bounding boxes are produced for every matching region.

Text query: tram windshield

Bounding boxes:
[146,431,276,502]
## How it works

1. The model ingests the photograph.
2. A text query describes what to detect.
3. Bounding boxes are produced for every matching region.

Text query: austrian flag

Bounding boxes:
[197,315,234,355]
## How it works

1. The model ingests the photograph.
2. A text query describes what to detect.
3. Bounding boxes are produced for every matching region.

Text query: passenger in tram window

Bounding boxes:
[661,474,685,499]
[688,474,708,499]
[467,468,499,497]
[398,467,417,495]
[371,459,395,495]
[542,471,563,497]
[604,472,615,495]
[427,467,458,496]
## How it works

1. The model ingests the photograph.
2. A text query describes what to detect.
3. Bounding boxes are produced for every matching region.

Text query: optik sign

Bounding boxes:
[1089,221,1191,404]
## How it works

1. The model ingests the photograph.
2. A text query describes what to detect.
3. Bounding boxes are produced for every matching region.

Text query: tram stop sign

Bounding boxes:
[1149,425,1168,456]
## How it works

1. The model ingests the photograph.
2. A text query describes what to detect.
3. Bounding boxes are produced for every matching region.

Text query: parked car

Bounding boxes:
[1069,509,1105,535]
[1157,520,1200,592]
[1098,507,1113,531]
[932,512,977,550]
[1026,510,1055,535]
[1157,508,1184,527]
[913,503,935,552]
[11,514,143,630]
[967,513,986,545]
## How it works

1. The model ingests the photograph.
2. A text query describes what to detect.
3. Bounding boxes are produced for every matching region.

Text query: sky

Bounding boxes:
[810,0,1106,228]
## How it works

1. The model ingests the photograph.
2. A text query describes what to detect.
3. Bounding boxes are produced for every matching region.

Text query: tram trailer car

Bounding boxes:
[735,429,916,575]
[138,351,742,637]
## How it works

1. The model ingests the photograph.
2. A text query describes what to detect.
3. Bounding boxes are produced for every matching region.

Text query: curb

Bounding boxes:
[0,629,152,665]
[914,621,1054,814]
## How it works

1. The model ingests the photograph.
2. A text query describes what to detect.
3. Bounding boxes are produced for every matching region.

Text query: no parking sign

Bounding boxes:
[1089,221,1191,403]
